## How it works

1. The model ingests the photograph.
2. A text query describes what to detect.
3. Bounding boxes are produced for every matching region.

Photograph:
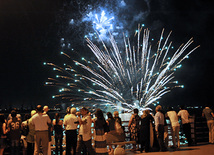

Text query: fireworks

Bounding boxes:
[45,25,199,112]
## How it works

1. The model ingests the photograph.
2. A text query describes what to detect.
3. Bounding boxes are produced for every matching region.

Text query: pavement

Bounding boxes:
[125,143,214,155]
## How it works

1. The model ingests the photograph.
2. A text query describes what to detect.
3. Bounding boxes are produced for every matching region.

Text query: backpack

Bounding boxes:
[22,120,29,136]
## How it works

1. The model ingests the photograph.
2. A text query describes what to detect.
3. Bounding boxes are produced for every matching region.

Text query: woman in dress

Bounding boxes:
[53,113,63,155]
[0,114,8,155]
[94,109,108,155]
[128,108,141,151]
[139,110,154,153]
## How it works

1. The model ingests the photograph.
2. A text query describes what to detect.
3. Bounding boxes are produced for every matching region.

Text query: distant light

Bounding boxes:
[154,103,157,106]
[52,96,55,98]
[151,38,154,41]
[81,57,85,60]
[186,56,189,59]
[56,75,59,78]
[60,52,64,54]
[43,62,47,65]
[171,46,174,49]
[142,24,145,27]
[64,63,66,66]
[78,89,81,92]
[181,85,184,88]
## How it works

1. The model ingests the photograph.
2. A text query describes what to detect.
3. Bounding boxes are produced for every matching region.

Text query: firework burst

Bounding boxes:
[45,25,199,112]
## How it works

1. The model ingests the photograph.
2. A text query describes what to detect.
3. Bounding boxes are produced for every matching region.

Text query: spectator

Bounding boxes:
[0,114,8,155]
[43,105,52,155]
[26,110,36,155]
[106,112,120,154]
[7,110,22,155]
[113,111,122,126]
[7,108,22,122]
[21,114,31,155]
[63,107,79,155]
[32,105,51,155]
[178,105,193,146]
[140,110,154,153]
[53,113,63,155]
[76,107,95,155]
[154,105,167,152]
[202,106,214,144]
[128,109,140,152]
[166,107,180,149]
[94,109,108,155]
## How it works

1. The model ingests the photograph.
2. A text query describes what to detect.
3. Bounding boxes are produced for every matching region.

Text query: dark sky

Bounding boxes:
[0,0,214,109]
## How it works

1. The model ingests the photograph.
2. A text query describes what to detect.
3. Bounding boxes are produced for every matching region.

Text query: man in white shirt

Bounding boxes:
[155,105,167,151]
[32,105,51,155]
[76,107,95,155]
[64,107,79,155]
[178,105,193,146]
[166,107,180,149]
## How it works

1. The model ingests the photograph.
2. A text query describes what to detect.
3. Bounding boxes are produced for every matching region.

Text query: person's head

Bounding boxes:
[0,114,5,123]
[133,109,138,114]
[107,112,113,119]
[31,110,36,117]
[141,110,150,119]
[24,114,31,121]
[66,107,71,114]
[70,107,76,114]
[95,109,104,120]
[36,105,43,113]
[155,105,162,112]
[43,105,49,113]
[113,111,119,117]
[11,110,17,118]
[80,107,88,116]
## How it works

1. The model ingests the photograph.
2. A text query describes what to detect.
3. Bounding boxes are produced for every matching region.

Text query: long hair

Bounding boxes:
[55,113,60,124]
[141,110,150,119]
[95,109,106,129]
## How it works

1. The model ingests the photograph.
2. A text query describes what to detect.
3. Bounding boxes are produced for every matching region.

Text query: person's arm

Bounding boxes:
[128,115,133,129]
[211,112,214,117]
[202,111,205,117]
[3,123,8,134]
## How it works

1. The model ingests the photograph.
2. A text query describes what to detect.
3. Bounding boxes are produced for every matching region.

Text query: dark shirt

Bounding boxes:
[8,117,22,140]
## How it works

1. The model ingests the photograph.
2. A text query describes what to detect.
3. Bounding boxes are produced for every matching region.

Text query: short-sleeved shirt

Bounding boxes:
[31,113,51,131]
[79,115,92,141]
[63,114,78,130]
[7,117,22,140]
[167,111,180,127]
[203,107,214,121]
[178,109,190,124]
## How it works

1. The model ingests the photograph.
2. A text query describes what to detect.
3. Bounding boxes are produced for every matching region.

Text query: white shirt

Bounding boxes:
[155,111,165,131]
[167,111,180,127]
[32,113,51,131]
[63,114,78,130]
[79,115,92,141]
[178,109,190,124]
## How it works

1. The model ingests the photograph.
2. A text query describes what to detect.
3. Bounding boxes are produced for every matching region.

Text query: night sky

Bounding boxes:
[1,0,214,109]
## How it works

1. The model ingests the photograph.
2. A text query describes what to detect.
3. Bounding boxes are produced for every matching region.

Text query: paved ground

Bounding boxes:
[125,143,214,155]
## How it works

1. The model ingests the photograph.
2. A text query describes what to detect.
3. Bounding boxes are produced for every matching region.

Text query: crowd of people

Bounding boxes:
[0,104,214,155]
